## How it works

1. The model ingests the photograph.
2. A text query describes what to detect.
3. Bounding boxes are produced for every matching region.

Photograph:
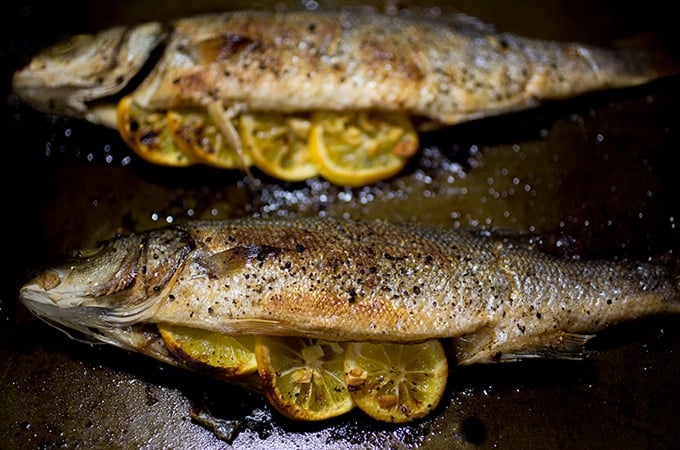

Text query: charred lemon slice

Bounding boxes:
[344,340,447,423]
[116,96,197,167]
[309,111,419,186]
[158,324,257,379]
[255,336,353,421]
[167,109,251,169]
[239,113,319,182]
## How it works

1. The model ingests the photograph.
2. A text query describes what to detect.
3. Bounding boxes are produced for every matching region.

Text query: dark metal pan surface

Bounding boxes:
[1,1,679,448]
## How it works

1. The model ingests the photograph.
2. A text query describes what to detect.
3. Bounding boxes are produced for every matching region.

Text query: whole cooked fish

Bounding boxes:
[12,8,675,129]
[20,217,680,368]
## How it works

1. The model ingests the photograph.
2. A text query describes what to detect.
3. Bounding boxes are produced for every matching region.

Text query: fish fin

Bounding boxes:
[206,101,254,180]
[218,318,298,336]
[498,332,596,362]
[453,329,595,365]
[194,33,261,64]
[612,32,680,80]
[197,245,286,278]
[451,326,497,365]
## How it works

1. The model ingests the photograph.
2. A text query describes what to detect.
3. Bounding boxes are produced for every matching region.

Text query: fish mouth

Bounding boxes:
[19,282,114,344]
[19,281,208,372]
[20,277,164,337]
[19,281,171,362]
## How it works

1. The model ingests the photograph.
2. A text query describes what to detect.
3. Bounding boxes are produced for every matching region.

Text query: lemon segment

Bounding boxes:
[344,340,448,423]
[255,336,354,421]
[239,113,319,182]
[309,111,419,186]
[167,109,251,169]
[158,324,257,379]
[116,96,197,167]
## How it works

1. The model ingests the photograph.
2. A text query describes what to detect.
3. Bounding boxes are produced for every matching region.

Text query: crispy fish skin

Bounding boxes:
[12,9,673,128]
[19,217,680,365]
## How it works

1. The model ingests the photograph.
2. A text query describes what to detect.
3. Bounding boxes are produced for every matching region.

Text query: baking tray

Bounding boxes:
[1,1,679,448]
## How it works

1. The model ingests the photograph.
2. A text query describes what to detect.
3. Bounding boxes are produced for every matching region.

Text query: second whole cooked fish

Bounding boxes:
[19,217,680,422]
[11,8,678,184]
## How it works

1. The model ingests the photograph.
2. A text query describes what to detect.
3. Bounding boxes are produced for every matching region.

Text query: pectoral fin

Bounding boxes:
[197,245,286,278]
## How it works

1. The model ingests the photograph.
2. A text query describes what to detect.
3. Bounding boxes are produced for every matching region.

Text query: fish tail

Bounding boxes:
[647,254,680,314]
[671,261,680,309]
[611,32,680,81]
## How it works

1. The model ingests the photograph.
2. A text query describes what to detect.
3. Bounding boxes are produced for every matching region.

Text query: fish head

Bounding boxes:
[19,228,193,342]
[12,22,167,127]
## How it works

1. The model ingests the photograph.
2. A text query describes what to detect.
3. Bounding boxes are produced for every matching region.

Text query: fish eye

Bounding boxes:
[49,39,76,56]
[77,246,104,258]
[49,34,89,56]
[39,270,62,290]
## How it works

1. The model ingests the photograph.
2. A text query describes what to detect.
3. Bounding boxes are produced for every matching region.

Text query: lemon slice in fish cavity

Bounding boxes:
[158,324,257,379]
[344,339,448,423]
[117,98,419,186]
[240,113,319,182]
[167,109,251,169]
[116,96,197,167]
[255,336,354,421]
[309,111,419,186]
